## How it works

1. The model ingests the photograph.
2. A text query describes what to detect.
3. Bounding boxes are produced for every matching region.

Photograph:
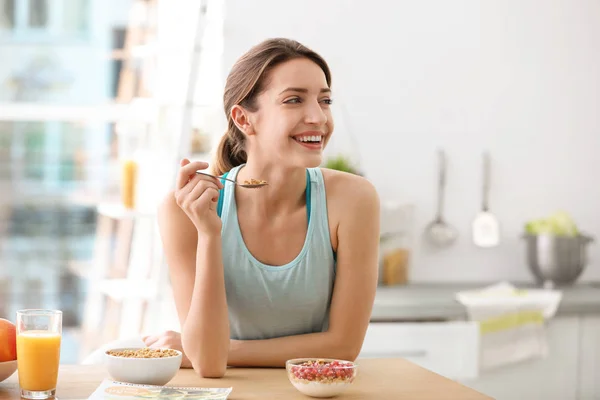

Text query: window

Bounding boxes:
[22,122,46,180]
[62,0,89,36]
[0,0,225,364]
[0,119,111,188]
[27,0,48,28]
[57,121,87,184]
[0,121,12,180]
[0,0,14,29]
[0,0,89,41]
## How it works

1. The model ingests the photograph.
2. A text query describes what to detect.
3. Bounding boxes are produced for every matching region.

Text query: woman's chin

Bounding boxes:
[301,154,323,169]
[278,152,323,169]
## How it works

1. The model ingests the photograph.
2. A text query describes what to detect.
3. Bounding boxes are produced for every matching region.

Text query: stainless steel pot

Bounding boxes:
[523,233,594,286]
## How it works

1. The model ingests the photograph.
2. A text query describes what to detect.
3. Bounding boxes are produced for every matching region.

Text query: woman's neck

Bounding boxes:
[235,160,307,216]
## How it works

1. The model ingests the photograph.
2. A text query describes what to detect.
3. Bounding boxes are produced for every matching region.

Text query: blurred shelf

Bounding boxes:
[67,190,115,208]
[68,261,93,278]
[97,203,156,219]
[96,279,158,300]
[189,152,211,160]
[0,103,156,123]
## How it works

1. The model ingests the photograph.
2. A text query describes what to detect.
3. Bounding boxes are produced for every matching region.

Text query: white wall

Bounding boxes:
[222,0,600,283]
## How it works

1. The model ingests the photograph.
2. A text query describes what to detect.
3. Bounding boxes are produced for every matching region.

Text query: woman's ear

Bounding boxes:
[231,105,254,136]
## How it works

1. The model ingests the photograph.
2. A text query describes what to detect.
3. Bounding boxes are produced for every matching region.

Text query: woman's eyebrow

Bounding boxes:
[279,87,332,95]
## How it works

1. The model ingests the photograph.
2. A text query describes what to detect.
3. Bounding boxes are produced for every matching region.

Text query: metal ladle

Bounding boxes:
[424,150,458,247]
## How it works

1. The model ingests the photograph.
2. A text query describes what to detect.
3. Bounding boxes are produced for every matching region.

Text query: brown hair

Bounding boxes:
[213,38,332,176]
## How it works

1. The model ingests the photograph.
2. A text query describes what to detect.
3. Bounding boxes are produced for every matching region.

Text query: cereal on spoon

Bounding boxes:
[244,178,267,185]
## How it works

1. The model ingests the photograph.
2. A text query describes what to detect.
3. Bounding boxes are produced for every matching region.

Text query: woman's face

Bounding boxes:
[243,58,334,169]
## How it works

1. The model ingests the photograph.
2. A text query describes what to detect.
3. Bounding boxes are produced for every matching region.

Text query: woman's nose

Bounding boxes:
[304,101,328,125]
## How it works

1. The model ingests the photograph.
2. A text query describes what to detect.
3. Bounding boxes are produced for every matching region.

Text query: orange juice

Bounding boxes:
[16,331,61,391]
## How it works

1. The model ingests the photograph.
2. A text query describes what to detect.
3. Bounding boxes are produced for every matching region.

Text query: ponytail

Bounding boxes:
[212,120,247,176]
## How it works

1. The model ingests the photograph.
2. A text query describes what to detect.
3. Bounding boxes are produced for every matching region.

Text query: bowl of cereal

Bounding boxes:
[105,347,182,386]
[286,358,357,398]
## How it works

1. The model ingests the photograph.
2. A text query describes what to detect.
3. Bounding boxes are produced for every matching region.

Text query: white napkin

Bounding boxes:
[455,282,562,370]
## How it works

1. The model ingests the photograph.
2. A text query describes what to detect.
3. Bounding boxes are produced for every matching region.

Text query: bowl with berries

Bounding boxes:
[286,358,357,398]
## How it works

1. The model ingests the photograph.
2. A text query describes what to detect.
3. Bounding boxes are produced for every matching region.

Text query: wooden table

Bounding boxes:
[0,359,492,399]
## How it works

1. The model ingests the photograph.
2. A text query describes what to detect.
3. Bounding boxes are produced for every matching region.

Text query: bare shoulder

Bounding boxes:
[320,168,380,210]
[320,168,380,256]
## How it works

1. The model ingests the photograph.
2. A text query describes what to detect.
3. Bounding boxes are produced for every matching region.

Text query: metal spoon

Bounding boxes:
[195,171,268,188]
[424,150,458,247]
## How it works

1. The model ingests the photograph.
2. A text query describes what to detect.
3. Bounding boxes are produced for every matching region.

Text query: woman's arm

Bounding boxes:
[227,175,380,367]
[157,160,229,377]
[150,171,379,368]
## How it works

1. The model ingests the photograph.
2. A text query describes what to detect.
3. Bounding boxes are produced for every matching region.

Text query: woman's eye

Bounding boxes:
[284,97,302,104]
[321,98,333,105]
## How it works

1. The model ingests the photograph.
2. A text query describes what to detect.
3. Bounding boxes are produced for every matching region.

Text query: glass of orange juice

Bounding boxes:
[16,309,62,400]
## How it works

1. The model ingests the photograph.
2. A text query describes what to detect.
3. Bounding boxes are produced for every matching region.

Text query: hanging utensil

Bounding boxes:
[425,149,458,247]
[472,151,500,247]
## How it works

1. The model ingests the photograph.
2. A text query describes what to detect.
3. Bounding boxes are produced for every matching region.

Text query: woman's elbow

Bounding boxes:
[189,348,227,378]
[340,346,361,362]
[188,351,227,378]
[182,340,228,378]
[335,339,363,362]
[192,361,227,379]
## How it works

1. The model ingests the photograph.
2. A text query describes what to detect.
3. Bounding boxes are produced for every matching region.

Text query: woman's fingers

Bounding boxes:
[187,180,220,204]
[177,174,205,198]
[176,175,221,208]
[142,335,159,346]
[148,339,167,348]
[176,160,210,190]
[192,187,220,211]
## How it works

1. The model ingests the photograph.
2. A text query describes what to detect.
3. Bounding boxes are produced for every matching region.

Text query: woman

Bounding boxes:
[144,38,380,378]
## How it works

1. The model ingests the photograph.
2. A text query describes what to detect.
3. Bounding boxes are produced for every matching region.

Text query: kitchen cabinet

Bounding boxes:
[361,317,582,399]
[460,317,579,400]
[359,321,480,380]
[578,316,600,399]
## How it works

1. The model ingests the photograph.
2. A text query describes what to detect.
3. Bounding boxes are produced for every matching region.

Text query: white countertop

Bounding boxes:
[371,282,600,321]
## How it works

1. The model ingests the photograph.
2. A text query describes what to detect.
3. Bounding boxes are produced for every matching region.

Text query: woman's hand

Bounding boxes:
[142,330,193,368]
[174,159,224,236]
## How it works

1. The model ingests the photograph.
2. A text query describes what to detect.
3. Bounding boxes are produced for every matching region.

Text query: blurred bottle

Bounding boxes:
[379,202,415,286]
[382,248,410,285]
[117,122,142,210]
[120,158,138,209]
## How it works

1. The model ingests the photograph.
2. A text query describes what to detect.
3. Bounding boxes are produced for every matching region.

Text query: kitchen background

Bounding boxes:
[221,0,600,283]
[1,0,599,399]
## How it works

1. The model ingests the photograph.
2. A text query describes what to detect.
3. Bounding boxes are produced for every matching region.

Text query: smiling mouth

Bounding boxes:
[294,135,323,144]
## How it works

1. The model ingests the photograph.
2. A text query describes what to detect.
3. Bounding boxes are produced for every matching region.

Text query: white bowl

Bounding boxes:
[286,358,357,398]
[0,360,17,383]
[104,348,182,386]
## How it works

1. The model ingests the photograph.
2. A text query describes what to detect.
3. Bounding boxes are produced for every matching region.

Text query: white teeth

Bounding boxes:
[296,136,322,143]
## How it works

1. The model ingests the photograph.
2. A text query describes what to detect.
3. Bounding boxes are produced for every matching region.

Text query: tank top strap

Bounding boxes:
[307,168,332,242]
[217,171,229,218]
[218,164,244,225]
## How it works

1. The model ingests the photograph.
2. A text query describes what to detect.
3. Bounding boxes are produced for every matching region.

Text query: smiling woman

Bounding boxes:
[149,38,381,379]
